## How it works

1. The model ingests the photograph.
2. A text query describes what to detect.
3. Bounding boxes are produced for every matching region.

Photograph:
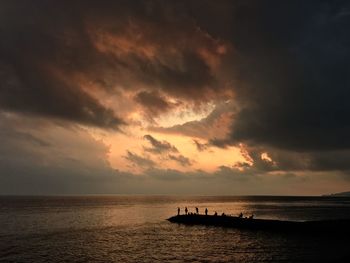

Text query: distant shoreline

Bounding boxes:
[0,194,341,197]
[323,191,350,197]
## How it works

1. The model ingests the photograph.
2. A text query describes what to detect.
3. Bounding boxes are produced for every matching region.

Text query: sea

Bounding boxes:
[1,195,350,263]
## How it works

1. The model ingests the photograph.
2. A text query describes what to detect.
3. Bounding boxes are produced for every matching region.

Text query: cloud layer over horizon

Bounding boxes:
[1,0,350,195]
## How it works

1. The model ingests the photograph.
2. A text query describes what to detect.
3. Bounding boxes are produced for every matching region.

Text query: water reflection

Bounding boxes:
[1,196,350,262]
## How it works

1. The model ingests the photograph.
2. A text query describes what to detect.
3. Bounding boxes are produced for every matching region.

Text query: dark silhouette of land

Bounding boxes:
[168,214,350,236]
[325,191,350,197]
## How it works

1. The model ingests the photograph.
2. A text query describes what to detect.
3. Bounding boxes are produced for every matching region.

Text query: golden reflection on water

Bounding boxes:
[1,196,350,262]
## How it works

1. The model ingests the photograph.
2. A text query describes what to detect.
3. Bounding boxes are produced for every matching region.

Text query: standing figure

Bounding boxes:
[205,208,208,216]
[185,207,188,215]
[177,207,180,215]
[195,207,199,214]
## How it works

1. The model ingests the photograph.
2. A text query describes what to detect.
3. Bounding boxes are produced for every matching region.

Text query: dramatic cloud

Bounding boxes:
[0,1,126,129]
[143,134,178,154]
[2,0,350,194]
[0,0,230,129]
[188,0,350,174]
[204,1,350,154]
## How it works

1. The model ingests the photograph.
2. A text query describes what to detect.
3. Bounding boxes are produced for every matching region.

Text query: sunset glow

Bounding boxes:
[1,0,350,195]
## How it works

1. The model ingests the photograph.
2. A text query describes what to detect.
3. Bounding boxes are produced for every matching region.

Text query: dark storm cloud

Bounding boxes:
[0,1,127,129]
[196,0,350,153]
[4,0,350,145]
[0,0,229,129]
[2,0,350,177]
[0,62,125,128]
[83,0,231,102]
[143,134,178,154]
[176,0,350,173]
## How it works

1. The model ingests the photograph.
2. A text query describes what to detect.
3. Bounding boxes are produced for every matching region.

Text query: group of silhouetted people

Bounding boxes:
[177,207,254,219]
[239,212,254,219]
[178,207,204,215]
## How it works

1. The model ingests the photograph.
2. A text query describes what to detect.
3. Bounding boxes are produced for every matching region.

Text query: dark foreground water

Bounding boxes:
[1,196,350,263]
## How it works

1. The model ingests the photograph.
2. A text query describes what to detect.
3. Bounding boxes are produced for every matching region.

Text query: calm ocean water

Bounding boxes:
[1,195,350,262]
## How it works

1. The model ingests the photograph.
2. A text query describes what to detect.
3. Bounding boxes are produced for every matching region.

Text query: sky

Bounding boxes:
[1,0,350,195]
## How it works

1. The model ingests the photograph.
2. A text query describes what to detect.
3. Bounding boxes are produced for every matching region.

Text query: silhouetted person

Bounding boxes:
[222,212,226,216]
[195,207,199,214]
[185,207,188,215]
[239,212,243,218]
[177,207,180,215]
[214,211,217,216]
[205,208,208,216]
[249,214,254,219]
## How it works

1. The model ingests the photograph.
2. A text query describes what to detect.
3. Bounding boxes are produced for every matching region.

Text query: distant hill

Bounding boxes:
[325,191,350,197]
